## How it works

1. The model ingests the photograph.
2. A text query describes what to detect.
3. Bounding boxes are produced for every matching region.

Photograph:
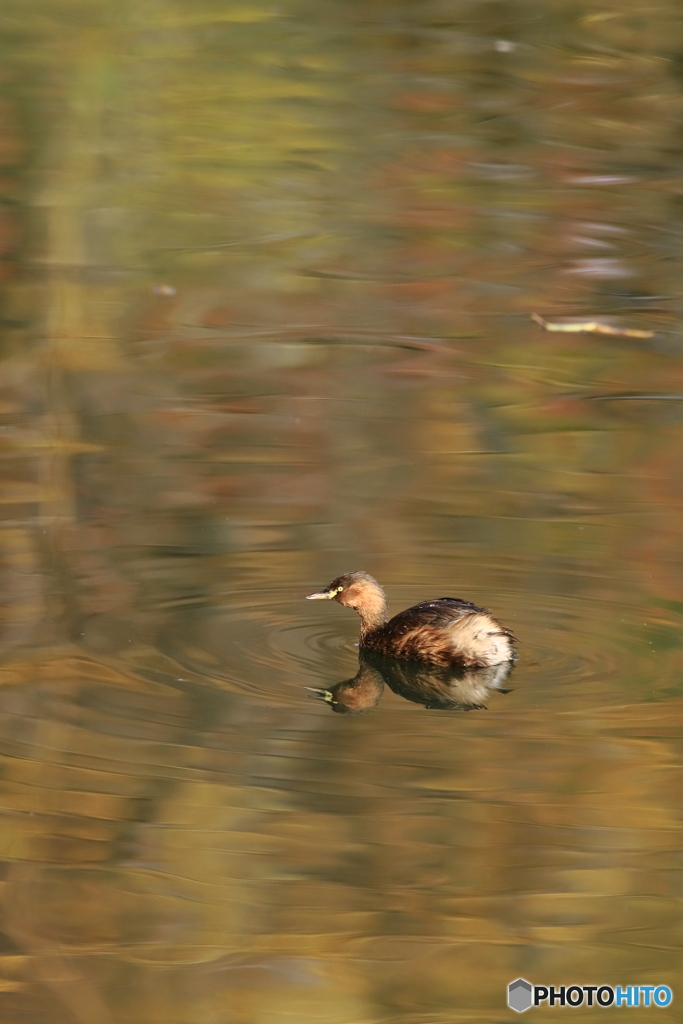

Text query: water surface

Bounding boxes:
[0,1,681,1021]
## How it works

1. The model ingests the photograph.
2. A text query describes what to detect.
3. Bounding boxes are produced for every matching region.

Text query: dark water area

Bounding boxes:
[0,2,681,1021]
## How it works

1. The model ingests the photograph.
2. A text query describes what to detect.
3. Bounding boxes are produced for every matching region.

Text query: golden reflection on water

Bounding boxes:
[0,654,681,1023]
[0,0,681,1020]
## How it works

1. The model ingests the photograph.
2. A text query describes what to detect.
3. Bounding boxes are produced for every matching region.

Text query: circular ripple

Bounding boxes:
[157,560,682,712]
[159,591,361,707]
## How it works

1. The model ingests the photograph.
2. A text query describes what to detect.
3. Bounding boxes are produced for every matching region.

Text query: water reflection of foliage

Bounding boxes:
[0,1,680,1021]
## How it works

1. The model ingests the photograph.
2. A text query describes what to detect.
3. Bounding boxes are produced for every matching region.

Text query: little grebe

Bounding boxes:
[307,571,515,669]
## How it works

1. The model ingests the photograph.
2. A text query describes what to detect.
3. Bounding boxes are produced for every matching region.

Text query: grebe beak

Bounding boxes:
[306,589,335,600]
[304,686,334,702]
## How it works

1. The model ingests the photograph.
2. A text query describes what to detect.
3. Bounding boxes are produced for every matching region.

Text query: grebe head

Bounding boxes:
[306,571,384,611]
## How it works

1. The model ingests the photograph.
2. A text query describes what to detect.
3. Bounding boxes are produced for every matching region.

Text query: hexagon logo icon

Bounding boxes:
[508,978,533,1013]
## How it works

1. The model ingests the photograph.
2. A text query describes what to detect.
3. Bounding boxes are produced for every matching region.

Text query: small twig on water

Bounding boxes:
[531,312,654,339]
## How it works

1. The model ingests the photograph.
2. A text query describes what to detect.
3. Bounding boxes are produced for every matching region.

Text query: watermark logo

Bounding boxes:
[508,979,533,1013]
[507,979,673,1013]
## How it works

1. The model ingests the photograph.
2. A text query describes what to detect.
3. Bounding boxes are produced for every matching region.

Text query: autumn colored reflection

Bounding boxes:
[0,0,681,1022]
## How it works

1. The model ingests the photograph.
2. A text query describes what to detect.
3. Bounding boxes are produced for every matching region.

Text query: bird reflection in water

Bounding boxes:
[307,649,514,714]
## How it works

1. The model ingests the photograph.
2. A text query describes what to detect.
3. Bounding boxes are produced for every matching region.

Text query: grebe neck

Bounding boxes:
[357,590,389,636]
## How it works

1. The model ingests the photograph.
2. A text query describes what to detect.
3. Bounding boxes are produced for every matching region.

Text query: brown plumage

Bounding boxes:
[307,570,515,669]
